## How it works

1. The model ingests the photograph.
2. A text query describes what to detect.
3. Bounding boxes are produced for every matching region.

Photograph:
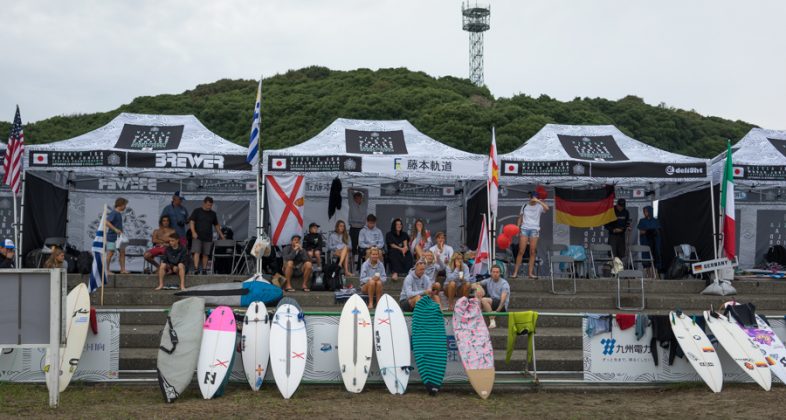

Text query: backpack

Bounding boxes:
[765,245,786,266]
[322,263,342,291]
[77,252,93,274]
[667,259,689,279]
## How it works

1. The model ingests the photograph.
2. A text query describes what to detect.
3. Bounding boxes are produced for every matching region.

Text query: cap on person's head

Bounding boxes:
[173,191,185,201]
[309,222,320,229]
[291,234,301,241]
[4,239,15,249]
[617,198,626,207]
[366,214,377,222]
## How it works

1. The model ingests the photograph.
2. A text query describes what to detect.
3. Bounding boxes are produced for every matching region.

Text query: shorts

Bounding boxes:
[191,238,212,255]
[490,298,507,313]
[146,245,166,257]
[106,241,117,251]
[286,260,306,276]
[521,228,540,238]
[399,299,413,312]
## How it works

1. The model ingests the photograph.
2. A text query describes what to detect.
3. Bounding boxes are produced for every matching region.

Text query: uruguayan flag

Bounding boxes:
[246,78,262,165]
[89,206,108,293]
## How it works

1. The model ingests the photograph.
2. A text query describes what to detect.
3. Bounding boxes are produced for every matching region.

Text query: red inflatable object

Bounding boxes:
[503,224,520,238]
[536,185,548,200]
[496,233,511,250]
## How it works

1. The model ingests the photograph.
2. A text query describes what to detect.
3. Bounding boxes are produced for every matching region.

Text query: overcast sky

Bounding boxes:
[2,0,785,130]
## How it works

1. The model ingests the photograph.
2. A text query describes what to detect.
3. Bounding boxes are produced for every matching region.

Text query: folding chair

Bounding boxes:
[674,244,700,278]
[589,244,614,278]
[210,239,236,274]
[124,238,150,273]
[546,244,576,295]
[616,269,645,311]
[36,237,67,267]
[629,244,657,279]
[231,239,254,275]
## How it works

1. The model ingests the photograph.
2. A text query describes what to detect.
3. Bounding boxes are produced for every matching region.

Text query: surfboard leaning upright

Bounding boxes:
[411,296,447,395]
[197,306,237,399]
[269,300,307,399]
[157,297,205,402]
[374,294,411,395]
[453,297,495,399]
[45,283,90,393]
[669,311,722,393]
[704,310,771,391]
[242,301,271,391]
[338,294,373,393]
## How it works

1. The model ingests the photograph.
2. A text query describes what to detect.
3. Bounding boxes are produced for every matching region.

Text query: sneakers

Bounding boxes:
[488,320,497,329]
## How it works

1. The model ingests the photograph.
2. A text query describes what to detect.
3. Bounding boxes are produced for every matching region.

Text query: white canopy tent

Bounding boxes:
[24,113,257,271]
[709,128,786,269]
[262,118,488,248]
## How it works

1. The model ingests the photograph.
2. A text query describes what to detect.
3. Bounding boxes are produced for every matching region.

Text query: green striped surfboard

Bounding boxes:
[411,296,447,395]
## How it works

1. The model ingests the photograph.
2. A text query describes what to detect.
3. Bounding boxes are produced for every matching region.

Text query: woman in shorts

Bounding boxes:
[512,192,549,279]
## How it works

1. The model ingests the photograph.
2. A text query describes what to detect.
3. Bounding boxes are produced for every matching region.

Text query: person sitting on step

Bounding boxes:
[445,252,472,310]
[303,222,325,269]
[399,259,441,311]
[282,234,313,293]
[155,233,188,291]
[144,215,175,271]
[472,265,510,329]
[360,247,386,310]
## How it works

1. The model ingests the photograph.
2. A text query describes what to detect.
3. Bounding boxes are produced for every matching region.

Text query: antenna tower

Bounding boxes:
[462,2,491,86]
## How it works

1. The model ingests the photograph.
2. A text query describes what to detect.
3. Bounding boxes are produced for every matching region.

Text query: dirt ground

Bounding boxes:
[1,383,784,419]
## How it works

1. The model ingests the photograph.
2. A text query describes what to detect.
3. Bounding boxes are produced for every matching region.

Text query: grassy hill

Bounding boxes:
[0,66,755,157]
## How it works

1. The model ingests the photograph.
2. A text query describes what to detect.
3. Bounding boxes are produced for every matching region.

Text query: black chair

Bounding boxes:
[210,239,237,274]
[629,244,657,279]
[36,237,67,267]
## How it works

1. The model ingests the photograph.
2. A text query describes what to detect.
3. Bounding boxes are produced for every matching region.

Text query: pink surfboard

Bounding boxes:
[452,297,495,399]
[197,306,237,399]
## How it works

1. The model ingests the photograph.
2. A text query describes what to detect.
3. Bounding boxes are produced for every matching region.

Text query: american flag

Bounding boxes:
[2,106,24,194]
[246,79,261,165]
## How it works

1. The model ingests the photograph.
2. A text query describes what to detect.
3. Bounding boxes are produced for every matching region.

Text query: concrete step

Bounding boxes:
[118,324,581,351]
[70,274,786,296]
[118,347,582,373]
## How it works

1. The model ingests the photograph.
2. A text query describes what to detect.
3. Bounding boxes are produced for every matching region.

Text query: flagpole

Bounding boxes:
[12,189,18,267]
[100,205,108,306]
[256,75,265,276]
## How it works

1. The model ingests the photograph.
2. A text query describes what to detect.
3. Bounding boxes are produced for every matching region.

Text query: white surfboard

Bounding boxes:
[704,310,771,391]
[242,301,271,391]
[669,311,723,393]
[197,306,237,399]
[338,294,373,393]
[45,283,90,393]
[374,294,411,394]
[269,302,307,399]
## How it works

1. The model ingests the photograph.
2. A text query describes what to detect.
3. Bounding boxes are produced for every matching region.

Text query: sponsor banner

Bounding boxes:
[500,160,583,177]
[29,150,126,167]
[0,313,120,382]
[755,210,786,265]
[732,164,786,181]
[557,135,629,162]
[127,152,251,170]
[380,182,449,198]
[582,317,760,383]
[267,155,362,173]
[114,124,184,150]
[590,162,707,178]
[375,204,447,237]
[365,156,484,179]
[72,177,252,193]
[345,129,408,155]
[768,138,786,159]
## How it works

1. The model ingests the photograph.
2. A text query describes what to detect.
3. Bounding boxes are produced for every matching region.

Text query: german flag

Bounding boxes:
[555,185,617,228]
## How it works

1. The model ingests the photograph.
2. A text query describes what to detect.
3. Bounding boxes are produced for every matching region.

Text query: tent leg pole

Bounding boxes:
[708,181,719,286]
[12,189,18,267]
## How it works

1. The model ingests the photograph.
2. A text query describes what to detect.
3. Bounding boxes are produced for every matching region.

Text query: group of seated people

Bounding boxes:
[276,214,511,328]
[142,215,189,291]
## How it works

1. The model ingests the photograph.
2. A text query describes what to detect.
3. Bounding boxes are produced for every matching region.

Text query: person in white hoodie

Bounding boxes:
[429,232,454,274]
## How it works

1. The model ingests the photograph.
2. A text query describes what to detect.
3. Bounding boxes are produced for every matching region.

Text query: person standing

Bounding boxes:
[281,234,313,292]
[155,234,188,291]
[161,191,189,247]
[358,214,385,269]
[144,215,175,270]
[512,192,550,279]
[188,196,225,274]
[386,218,413,281]
[347,190,367,262]
[105,197,129,274]
[637,205,662,274]
[359,247,386,310]
[474,265,510,329]
[399,260,441,311]
[605,198,631,264]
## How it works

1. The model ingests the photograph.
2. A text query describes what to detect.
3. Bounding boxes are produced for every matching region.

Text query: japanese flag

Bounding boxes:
[732,166,744,178]
[504,162,519,175]
[270,157,287,170]
[32,152,48,165]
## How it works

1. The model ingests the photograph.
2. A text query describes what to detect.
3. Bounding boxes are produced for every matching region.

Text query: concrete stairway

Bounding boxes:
[68,273,786,376]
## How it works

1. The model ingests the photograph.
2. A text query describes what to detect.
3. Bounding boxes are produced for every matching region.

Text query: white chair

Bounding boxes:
[616,269,645,311]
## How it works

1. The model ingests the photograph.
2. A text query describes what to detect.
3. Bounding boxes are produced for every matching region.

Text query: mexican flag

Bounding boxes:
[721,141,735,260]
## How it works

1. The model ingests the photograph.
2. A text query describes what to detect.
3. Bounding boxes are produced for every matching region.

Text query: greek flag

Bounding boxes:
[246,78,261,165]
[89,206,108,293]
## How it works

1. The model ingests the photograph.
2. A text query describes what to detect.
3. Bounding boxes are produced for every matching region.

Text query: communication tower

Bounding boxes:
[462,2,491,86]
